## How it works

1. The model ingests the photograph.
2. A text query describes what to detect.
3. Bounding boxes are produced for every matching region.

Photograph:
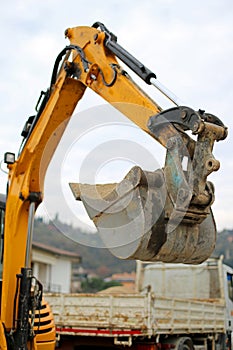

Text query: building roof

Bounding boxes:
[32,241,81,262]
[110,272,136,282]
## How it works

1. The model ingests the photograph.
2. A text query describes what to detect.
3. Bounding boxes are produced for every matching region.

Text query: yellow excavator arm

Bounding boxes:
[1,22,227,349]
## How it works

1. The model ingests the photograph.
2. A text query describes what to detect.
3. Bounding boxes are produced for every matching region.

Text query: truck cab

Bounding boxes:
[223,263,233,332]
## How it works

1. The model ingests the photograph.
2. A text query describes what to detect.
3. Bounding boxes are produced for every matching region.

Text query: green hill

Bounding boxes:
[34,217,233,277]
[213,229,233,267]
[34,218,135,277]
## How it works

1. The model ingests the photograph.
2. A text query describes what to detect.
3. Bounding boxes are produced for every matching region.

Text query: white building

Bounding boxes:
[32,241,81,293]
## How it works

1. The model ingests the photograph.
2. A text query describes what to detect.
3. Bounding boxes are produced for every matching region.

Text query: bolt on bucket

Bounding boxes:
[70,165,216,264]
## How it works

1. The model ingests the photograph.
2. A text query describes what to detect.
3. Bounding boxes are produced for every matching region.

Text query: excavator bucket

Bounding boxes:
[70,106,227,264]
[70,166,216,265]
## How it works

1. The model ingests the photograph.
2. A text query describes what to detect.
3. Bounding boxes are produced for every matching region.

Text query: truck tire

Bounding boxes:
[174,337,194,350]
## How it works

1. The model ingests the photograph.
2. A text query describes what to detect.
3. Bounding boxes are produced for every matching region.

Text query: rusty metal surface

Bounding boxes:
[45,293,150,332]
[70,165,216,264]
[44,292,226,336]
[70,183,118,201]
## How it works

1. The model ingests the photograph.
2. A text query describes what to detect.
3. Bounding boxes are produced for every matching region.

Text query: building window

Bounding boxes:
[227,273,233,301]
[32,261,61,292]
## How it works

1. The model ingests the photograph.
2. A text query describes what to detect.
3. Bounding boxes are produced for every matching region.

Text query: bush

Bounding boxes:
[81,277,122,293]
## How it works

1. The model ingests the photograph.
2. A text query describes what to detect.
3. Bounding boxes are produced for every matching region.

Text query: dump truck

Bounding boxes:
[45,256,233,350]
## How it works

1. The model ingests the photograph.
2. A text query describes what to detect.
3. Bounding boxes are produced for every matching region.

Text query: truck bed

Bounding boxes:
[44,292,226,337]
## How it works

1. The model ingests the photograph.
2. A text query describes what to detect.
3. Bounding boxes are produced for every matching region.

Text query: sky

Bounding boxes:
[0,0,233,240]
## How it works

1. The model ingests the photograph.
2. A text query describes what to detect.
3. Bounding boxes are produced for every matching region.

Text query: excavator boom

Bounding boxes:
[67,23,227,264]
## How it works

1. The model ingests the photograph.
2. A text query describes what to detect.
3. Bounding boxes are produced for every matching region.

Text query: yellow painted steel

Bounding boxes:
[1,75,86,330]
[0,321,7,349]
[67,26,161,131]
[1,24,162,345]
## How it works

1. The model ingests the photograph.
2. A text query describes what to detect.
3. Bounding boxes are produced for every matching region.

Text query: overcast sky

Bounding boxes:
[0,0,232,238]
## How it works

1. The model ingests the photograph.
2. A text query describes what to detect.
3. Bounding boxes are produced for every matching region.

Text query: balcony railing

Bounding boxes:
[42,281,61,293]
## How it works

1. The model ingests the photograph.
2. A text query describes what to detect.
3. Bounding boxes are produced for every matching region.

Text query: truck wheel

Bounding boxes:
[175,337,194,350]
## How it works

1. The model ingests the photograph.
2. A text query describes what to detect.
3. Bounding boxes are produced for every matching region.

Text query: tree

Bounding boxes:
[81,277,122,293]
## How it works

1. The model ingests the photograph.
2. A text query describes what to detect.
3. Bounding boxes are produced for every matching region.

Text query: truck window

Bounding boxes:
[227,273,233,301]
